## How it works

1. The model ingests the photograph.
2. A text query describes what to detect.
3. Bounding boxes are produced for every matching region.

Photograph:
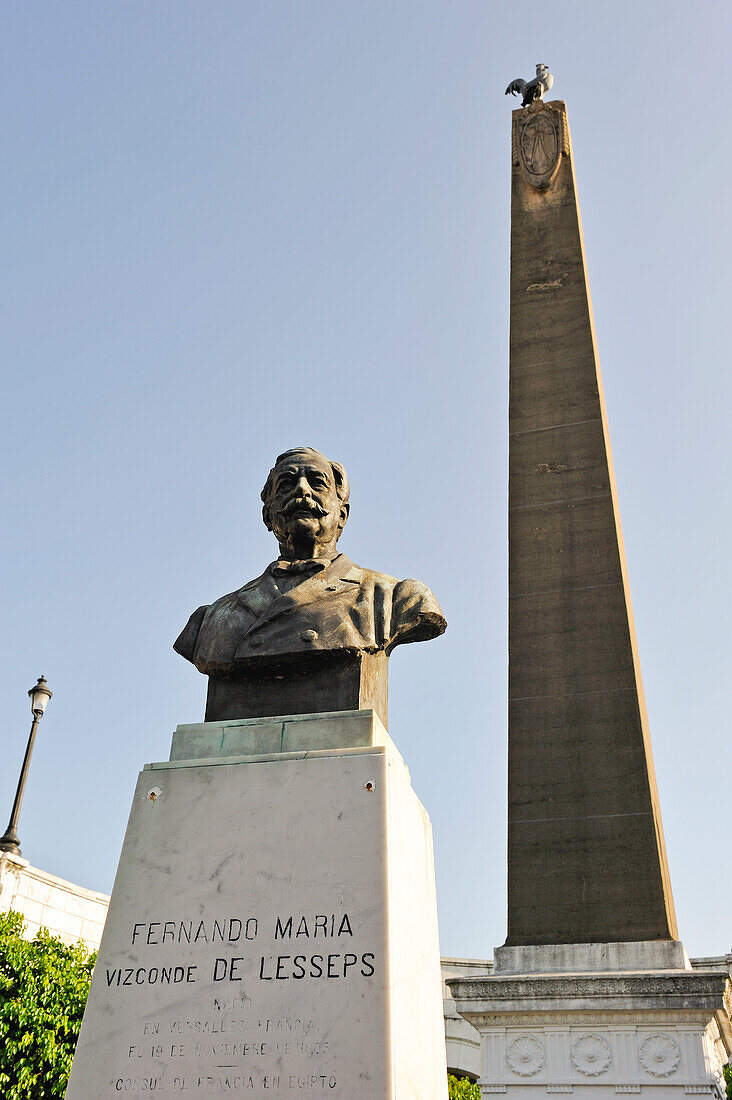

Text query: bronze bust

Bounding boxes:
[175,447,446,725]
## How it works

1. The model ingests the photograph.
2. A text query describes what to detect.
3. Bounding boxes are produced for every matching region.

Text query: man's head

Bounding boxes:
[261,447,350,558]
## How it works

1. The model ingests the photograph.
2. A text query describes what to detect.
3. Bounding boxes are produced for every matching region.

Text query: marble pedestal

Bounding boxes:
[449,945,732,1098]
[65,710,447,1099]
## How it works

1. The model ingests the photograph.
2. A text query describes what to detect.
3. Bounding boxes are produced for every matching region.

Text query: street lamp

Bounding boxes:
[0,676,53,859]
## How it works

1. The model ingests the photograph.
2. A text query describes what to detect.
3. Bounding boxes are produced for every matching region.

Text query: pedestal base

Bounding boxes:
[205,651,389,728]
[66,711,447,1099]
[449,968,732,1097]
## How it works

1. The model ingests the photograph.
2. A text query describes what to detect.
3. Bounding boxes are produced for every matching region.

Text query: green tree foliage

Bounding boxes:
[723,1062,731,1099]
[0,910,95,1099]
[448,1073,481,1099]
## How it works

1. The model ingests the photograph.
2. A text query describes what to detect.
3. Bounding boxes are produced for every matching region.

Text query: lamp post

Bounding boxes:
[0,676,53,859]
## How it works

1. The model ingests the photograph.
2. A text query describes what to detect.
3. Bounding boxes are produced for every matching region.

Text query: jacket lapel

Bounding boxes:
[240,555,362,637]
[234,569,280,621]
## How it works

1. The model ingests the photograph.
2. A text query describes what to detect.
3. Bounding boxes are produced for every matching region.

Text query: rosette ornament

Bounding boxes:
[506,1035,545,1077]
[639,1033,681,1077]
[571,1034,611,1077]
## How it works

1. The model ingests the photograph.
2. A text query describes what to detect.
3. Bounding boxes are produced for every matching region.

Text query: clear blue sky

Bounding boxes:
[1,1,730,960]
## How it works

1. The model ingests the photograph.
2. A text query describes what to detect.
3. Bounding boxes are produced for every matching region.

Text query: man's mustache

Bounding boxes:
[280,495,328,518]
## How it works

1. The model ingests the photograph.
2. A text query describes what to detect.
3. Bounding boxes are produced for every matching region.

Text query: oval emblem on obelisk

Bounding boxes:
[519,110,560,189]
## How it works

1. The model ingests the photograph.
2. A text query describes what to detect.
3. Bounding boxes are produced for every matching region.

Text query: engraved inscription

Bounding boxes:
[99,908,377,1095]
[64,750,411,1099]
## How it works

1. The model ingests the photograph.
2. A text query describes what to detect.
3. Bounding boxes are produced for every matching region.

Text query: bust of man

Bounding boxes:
[174,447,446,724]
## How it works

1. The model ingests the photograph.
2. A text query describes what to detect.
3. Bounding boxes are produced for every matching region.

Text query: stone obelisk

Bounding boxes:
[506,101,676,950]
[450,99,731,1097]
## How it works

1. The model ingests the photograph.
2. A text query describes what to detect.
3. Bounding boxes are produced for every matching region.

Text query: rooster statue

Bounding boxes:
[505,63,554,107]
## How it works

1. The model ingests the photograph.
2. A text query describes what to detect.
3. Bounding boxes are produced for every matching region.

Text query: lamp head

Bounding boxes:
[28,676,52,717]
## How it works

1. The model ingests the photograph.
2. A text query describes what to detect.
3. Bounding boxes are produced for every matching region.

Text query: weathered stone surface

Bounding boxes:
[170,709,388,762]
[510,418,613,506]
[449,970,732,1020]
[509,496,622,595]
[509,689,656,821]
[492,940,690,976]
[175,448,446,725]
[446,97,731,1100]
[509,585,636,699]
[509,352,601,435]
[448,969,732,1098]
[66,715,447,1099]
[507,102,677,946]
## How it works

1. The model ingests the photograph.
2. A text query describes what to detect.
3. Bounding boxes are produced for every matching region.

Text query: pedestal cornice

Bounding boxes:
[450,970,731,1097]
[449,971,732,1036]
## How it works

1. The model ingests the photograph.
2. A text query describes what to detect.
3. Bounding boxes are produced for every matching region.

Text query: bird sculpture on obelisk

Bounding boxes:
[505,63,554,107]
[449,75,731,1098]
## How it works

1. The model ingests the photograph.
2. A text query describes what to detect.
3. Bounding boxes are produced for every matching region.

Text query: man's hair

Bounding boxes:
[261,447,350,531]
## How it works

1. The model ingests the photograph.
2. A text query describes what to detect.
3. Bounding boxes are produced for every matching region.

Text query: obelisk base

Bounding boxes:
[450,957,732,1097]
[492,941,690,975]
[65,711,447,1099]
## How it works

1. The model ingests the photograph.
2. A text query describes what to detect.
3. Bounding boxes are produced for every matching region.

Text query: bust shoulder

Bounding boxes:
[346,563,446,650]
